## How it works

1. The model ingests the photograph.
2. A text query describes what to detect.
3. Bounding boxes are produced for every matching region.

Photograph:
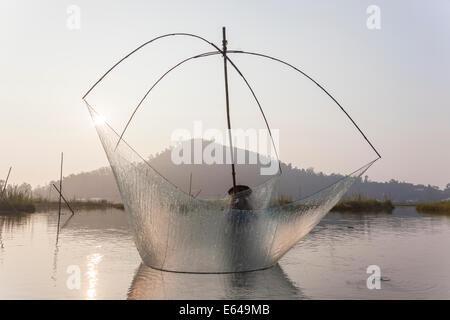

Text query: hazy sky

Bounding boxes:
[1,0,449,188]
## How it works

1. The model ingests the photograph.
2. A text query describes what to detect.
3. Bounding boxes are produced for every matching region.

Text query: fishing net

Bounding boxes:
[87,103,374,273]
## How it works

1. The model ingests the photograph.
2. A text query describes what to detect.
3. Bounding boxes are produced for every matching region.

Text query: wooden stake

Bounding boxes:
[0,166,18,214]
[52,184,75,229]
[188,172,192,196]
[1,166,12,198]
[56,153,63,243]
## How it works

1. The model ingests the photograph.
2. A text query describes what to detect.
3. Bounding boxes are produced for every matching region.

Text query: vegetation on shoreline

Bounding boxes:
[0,184,36,213]
[331,199,394,213]
[34,198,124,211]
[330,193,394,213]
[0,183,124,214]
[1,182,447,216]
[416,201,450,214]
[276,193,395,213]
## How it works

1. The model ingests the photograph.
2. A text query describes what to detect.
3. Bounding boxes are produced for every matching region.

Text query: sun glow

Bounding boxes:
[93,114,106,126]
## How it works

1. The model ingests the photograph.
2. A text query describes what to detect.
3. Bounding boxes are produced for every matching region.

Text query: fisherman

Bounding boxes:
[228,185,252,210]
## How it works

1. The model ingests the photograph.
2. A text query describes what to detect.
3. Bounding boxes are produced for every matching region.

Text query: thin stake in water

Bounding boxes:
[52,184,75,228]
[56,153,63,243]
[1,167,12,198]
[51,181,76,282]
[0,167,19,214]
[188,172,192,197]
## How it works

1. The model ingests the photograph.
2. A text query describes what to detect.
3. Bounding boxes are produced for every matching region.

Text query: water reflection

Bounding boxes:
[0,213,35,252]
[1,208,450,299]
[0,219,3,250]
[127,263,305,300]
[51,243,59,282]
[0,217,4,264]
[86,253,103,299]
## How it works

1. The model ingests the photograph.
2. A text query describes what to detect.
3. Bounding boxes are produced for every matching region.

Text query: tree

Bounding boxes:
[17,183,32,197]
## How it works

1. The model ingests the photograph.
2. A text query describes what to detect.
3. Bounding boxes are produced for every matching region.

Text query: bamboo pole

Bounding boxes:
[1,167,12,198]
[0,166,18,214]
[188,172,192,196]
[222,27,237,190]
[56,153,63,243]
[52,184,75,229]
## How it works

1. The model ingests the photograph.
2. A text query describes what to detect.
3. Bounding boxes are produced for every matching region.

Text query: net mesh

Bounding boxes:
[87,102,374,273]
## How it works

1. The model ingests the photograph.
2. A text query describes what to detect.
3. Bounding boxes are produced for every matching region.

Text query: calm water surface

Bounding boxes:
[0,207,449,299]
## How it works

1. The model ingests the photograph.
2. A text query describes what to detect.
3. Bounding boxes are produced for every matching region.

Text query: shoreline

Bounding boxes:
[2,199,450,215]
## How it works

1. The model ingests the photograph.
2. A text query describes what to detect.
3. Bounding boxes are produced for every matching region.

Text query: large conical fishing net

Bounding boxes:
[86,103,374,273]
[83,31,379,273]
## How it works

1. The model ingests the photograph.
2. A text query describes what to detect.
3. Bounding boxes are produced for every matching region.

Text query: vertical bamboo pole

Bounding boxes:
[56,152,63,243]
[222,27,237,191]
[188,172,192,196]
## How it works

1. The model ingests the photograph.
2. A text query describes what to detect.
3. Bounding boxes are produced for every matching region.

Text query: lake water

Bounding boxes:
[1,207,449,299]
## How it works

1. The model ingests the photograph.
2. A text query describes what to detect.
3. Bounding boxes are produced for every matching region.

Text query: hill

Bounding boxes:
[33,141,450,203]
